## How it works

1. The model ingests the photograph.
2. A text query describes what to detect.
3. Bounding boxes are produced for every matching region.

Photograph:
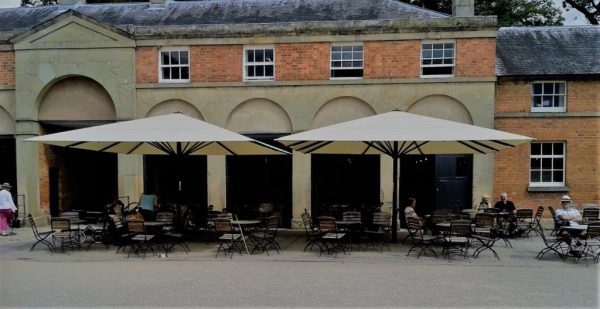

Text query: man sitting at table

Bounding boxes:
[555,195,582,226]
[493,192,516,213]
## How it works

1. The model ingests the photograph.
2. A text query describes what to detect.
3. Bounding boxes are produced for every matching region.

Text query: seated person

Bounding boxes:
[494,192,516,213]
[404,198,424,227]
[138,193,159,221]
[475,194,491,213]
[555,195,582,226]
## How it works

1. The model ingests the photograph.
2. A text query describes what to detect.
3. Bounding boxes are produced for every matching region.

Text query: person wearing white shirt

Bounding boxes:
[0,182,17,236]
[555,195,582,226]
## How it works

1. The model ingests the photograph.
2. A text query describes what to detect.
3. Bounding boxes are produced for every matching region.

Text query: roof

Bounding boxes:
[496,26,600,77]
[0,0,449,40]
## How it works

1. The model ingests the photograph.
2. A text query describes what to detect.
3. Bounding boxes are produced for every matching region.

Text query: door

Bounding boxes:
[435,155,473,212]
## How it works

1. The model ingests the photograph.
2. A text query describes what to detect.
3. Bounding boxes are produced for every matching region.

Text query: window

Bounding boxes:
[330,43,363,79]
[421,41,454,77]
[530,142,565,186]
[532,81,566,112]
[159,49,190,82]
[244,46,275,81]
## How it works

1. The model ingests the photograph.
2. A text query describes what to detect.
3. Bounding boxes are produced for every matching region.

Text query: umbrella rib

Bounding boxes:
[401,141,428,155]
[126,142,145,155]
[186,142,210,155]
[149,142,175,155]
[304,141,333,153]
[66,141,86,147]
[216,142,237,155]
[490,140,516,148]
[458,141,486,154]
[470,140,501,152]
[360,142,373,155]
[295,141,324,152]
[372,141,393,156]
[99,142,121,152]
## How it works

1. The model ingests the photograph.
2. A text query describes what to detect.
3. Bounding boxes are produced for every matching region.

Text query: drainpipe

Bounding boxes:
[452,0,474,17]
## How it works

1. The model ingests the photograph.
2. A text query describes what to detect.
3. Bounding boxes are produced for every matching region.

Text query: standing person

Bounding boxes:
[476,194,491,212]
[494,192,516,213]
[555,195,582,226]
[0,182,17,236]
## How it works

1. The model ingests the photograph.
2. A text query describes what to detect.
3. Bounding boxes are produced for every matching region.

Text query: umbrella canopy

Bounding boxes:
[26,113,288,155]
[277,111,533,241]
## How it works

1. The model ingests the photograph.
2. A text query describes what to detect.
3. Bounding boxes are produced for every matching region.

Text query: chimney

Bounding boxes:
[59,0,86,4]
[452,0,474,17]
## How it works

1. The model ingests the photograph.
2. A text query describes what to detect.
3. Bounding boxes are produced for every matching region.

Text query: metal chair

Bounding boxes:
[27,214,55,253]
[50,217,77,250]
[214,218,243,258]
[317,216,348,257]
[406,216,437,258]
[582,208,599,224]
[301,209,324,252]
[536,224,569,260]
[514,209,534,237]
[126,219,156,258]
[363,212,391,253]
[471,213,499,259]
[442,220,472,259]
[250,216,280,256]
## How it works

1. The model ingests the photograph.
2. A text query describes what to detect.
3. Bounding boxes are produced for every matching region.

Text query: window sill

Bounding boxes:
[527,186,570,192]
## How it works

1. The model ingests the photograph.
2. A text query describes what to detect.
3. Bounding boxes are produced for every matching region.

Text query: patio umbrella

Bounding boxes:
[25,113,289,214]
[276,111,533,241]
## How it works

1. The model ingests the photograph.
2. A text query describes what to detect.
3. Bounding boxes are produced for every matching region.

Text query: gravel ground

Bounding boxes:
[0,227,598,308]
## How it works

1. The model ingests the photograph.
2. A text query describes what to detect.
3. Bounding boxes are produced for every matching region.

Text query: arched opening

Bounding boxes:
[38,76,117,215]
[144,100,207,211]
[225,99,293,227]
[311,97,380,220]
[0,108,16,195]
[400,95,474,220]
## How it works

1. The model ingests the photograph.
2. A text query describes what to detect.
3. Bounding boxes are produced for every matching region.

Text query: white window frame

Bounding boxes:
[243,45,275,81]
[158,47,190,83]
[420,40,455,78]
[330,42,364,80]
[531,81,567,112]
[529,141,566,187]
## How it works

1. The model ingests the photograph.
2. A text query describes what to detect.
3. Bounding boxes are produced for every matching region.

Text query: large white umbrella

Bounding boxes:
[277,111,533,241]
[26,113,288,156]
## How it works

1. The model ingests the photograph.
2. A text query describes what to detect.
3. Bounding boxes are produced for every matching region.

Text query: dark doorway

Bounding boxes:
[226,155,292,227]
[49,167,59,217]
[400,154,473,223]
[0,137,16,194]
[144,155,207,208]
[311,154,380,219]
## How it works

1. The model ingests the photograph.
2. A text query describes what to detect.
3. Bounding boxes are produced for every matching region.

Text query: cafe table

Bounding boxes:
[231,219,261,254]
[559,225,588,260]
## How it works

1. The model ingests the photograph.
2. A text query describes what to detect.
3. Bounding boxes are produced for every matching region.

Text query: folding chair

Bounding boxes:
[471,213,499,259]
[250,216,280,256]
[363,212,391,253]
[442,220,472,259]
[301,210,324,252]
[126,219,156,258]
[28,214,55,253]
[317,216,348,257]
[406,216,437,258]
[214,218,243,258]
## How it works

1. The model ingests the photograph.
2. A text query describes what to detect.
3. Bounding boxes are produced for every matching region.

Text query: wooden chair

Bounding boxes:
[471,213,499,259]
[548,206,561,236]
[581,222,600,264]
[442,220,472,259]
[317,216,348,257]
[536,224,569,260]
[250,216,280,256]
[363,212,391,253]
[50,217,76,250]
[126,219,156,258]
[214,218,242,258]
[28,214,55,253]
[406,216,437,258]
[582,208,600,224]
[529,206,545,236]
[514,209,534,237]
[301,210,324,252]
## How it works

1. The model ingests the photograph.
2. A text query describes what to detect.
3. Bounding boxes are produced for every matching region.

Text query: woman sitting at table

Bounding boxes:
[556,195,582,226]
[404,198,424,227]
[476,194,491,213]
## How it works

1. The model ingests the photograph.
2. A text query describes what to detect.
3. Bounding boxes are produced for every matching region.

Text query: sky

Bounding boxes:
[0,0,590,24]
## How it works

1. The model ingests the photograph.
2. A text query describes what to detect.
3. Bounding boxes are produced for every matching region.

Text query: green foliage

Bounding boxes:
[399,0,564,26]
[563,0,600,24]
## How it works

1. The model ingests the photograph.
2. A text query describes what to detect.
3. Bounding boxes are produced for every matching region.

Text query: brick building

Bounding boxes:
[1,0,501,226]
[495,26,600,212]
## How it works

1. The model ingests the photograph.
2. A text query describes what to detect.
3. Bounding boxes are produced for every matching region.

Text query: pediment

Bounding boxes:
[13,14,134,50]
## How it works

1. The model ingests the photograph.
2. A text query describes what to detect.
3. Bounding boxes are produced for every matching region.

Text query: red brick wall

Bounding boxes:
[190,45,243,82]
[455,38,495,77]
[0,51,15,86]
[364,41,420,79]
[495,80,600,213]
[276,43,329,81]
[38,145,55,216]
[136,47,158,83]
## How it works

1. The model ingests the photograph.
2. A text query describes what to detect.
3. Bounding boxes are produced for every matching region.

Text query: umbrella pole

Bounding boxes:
[391,155,398,242]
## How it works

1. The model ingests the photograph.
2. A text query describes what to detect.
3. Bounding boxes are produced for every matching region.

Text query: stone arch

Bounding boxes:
[0,107,15,135]
[38,76,116,121]
[312,96,376,128]
[146,99,204,120]
[226,98,292,134]
[407,95,473,124]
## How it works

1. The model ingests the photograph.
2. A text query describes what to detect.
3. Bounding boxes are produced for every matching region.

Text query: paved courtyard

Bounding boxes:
[0,227,598,308]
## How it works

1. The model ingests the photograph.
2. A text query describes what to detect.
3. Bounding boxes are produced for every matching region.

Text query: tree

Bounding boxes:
[563,0,600,24]
[21,0,57,6]
[400,0,564,26]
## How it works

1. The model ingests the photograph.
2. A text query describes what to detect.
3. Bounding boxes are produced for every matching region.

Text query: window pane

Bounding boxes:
[555,82,565,94]
[433,50,443,58]
[422,59,432,65]
[531,143,541,155]
[433,43,443,49]
[531,171,540,182]
[342,46,352,52]
[422,50,432,58]
[355,52,363,60]
[180,52,188,65]
[444,43,454,49]
[553,143,563,155]
[543,83,553,94]
[162,68,170,79]
[172,67,180,79]
[265,49,273,62]
[265,65,273,77]
[247,66,255,77]
[541,158,552,169]
[422,44,432,50]
[532,96,541,107]
[553,171,563,182]
[542,143,552,154]
[556,96,565,107]
[533,83,542,94]
[332,53,341,60]
[541,171,552,182]
[444,50,453,57]
[170,51,179,65]
[342,61,351,67]
[332,46,341,52]
[181,67,189,79]
[161,52,170,65]
[542,96,552,107]
[443,59,453,64]
[255,50,264,62]
[353,61,363,67]
[432,59,443,65]
[553,158,563,169]
[246,50,254,62]
[354,45,363,52]
[530,158,540,169]
[332,61,341,68]
[342,52,352,60]
[256,65,264,76]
